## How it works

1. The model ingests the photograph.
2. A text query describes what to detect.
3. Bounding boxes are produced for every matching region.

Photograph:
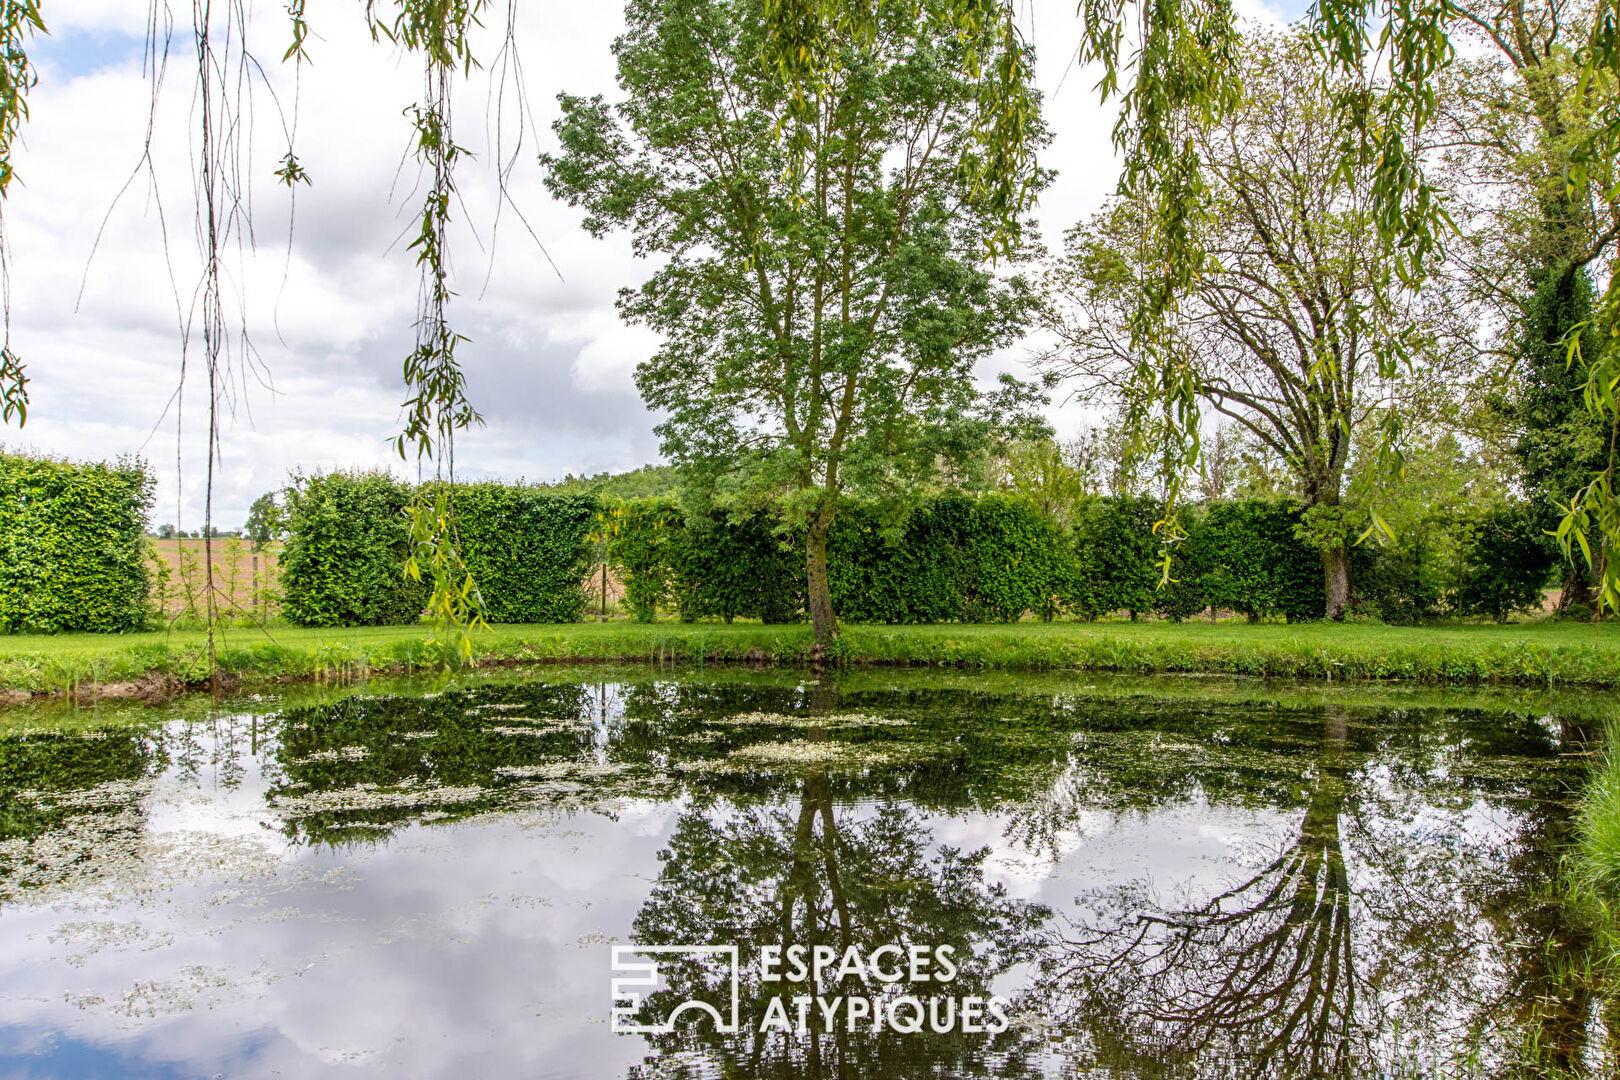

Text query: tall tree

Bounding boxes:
[1434,10,1620,608]
[543,0,1046,656]
[1038,33,1469,619]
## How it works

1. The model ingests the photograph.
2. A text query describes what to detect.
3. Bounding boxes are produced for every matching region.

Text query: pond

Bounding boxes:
[0,668,1613,1078]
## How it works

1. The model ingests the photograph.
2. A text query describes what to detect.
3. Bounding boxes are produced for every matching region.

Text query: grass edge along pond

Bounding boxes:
[3,619,1620,696]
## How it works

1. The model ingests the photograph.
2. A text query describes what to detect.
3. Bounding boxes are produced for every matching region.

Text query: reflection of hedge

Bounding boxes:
[0,452,153,633]
[282,472,597,627]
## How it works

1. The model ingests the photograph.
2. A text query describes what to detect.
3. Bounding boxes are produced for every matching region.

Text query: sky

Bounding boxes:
[5,0,1295,529]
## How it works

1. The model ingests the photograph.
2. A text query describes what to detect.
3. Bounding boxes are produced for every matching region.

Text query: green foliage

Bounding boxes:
[605,492,1348,626]
[1515,268,1608,509]
[1456,503,1555,623]
[543,464,681,500]
[243,491,285,550]
[670,510,804,625]
[280,471,428,628]
[0,0,44,429]
[831,494,1069,624]
[1195,500,1323,623]
[451,484,598,624]
[1064,497,1162,621]
[283,472,599,629]
[542,0,1048,643]
[610,492,1071,625]
[1577,723,1620,900]
[600,498,680,623]
[604,499,804,624]
[0,451,153,633]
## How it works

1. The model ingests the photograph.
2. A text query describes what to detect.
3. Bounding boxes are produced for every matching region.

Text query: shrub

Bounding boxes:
[283,474,602,627]
[1455,502,1555,622]
[1351,532,1446,624]
[670,508,804,624]
[827,500,922,623]
[1065,496,1162,620]
[280,471,427,627]
[1200,499,1322,622]
[602,498,680,622]
[1154,505,1208,623]
[609,492,1334,625]
[454,484,598,623]
[830,493,1070,623]
[0,451,154,633]
[960,494,1071,622]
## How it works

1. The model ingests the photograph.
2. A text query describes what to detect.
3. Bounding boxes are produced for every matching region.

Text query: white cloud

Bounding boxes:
[10,0,1129,525]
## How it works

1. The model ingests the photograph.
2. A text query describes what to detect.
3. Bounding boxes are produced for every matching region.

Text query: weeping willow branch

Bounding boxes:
[1557,331,1620,620]
[0,0,44,427]
[370,0,492,669]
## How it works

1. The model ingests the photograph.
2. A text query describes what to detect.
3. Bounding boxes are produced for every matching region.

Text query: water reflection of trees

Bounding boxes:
[267,682,605,844]
[1014,706,1600,1078]
[626,766,1050,1079]
[0,725,164,898]
[2,675,1609,1074]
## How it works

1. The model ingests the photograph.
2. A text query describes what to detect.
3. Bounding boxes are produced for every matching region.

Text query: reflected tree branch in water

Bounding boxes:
[626,746,1050,1078]
[1028,709,1362,1077]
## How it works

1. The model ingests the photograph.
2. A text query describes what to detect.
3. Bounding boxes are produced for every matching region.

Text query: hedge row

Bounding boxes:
[604,493,1555,625]
[603,493,1299,623]
[279,471,597,627]
[0,452,153,633]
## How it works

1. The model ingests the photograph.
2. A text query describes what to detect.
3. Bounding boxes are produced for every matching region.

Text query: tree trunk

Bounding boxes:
[1559,564,1595,614]
[1323,543,1351,620]
[806,513,838,666]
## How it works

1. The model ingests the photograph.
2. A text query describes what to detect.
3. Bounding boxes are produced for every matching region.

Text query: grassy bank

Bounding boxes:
[1578,724,1620,898]
[3,618,1620,696]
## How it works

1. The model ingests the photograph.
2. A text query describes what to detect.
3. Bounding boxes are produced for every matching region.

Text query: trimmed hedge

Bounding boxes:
[1179,499,1323,623]
[455,484,598,623]
[281,473,598,628]
[0,452,154,633]
[1455,503,1555,622]
[609,492,1118,625]
[606,492,1552,626]
[280,471,427,628]
[829,494,1069,623]
[671,508,803,624]
[275,475,1555,630]
[1065,496,1164,620]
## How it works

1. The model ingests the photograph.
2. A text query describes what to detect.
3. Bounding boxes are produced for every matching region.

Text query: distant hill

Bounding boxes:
[539,464,680,499]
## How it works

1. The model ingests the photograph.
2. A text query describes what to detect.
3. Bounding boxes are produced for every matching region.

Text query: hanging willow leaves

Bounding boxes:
[368,0,491,668]
[0,0,43,427]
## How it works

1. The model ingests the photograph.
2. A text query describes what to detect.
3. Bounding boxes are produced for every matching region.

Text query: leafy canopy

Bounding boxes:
[542,0,1049,516]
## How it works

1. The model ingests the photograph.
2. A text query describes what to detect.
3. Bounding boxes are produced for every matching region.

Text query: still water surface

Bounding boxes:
[0,669,1611,1078]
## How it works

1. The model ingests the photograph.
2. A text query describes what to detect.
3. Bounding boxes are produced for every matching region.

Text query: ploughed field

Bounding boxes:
[0,668,1612,1077]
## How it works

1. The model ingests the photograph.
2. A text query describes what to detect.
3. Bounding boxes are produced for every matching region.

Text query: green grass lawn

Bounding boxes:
[2,617,1618,694]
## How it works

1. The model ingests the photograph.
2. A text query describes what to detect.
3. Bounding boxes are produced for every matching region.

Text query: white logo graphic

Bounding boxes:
[610,945,741,1034]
